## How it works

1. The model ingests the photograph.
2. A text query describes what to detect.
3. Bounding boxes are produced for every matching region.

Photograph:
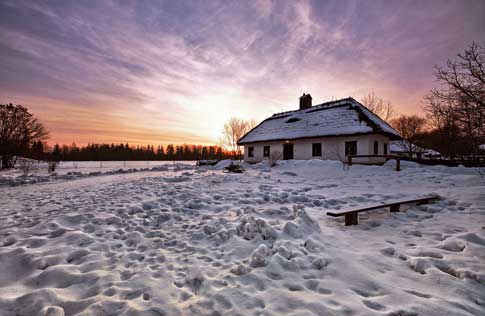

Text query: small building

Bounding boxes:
[237,94,402,164]
[390,141,443,159]
[390,141,422,158]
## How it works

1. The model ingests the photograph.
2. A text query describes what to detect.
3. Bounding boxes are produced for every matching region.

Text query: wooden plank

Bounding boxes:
[327,203,387,216]
[327,195,439,217]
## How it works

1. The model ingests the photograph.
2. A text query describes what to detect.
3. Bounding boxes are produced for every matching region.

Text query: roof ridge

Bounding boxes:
[272,97,354,117]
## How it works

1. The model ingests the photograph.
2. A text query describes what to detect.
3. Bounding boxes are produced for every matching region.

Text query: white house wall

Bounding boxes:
[243,134,390,164]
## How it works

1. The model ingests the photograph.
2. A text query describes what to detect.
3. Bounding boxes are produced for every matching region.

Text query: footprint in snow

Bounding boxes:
[362,299,387,311]
[405,289,432,299]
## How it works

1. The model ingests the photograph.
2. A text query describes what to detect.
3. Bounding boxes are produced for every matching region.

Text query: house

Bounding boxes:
[237,94,402,164]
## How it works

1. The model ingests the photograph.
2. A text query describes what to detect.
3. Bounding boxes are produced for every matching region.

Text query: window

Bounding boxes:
[248,146,254,158]
[285,117,301,123]
[374,140,379,155]
[345,141,357,156]
[312,143,322,156]
[263,146,270,157]
[383,143,388,155]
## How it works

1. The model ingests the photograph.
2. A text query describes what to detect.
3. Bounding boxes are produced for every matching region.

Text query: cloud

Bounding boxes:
[1,0,484,145]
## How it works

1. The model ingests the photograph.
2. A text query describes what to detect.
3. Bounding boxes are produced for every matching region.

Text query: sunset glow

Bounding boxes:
[1,0,484,146]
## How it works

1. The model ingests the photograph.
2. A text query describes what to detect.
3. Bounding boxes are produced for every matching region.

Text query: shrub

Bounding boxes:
[269,151,282,167]
[18,159,35,176]
[48,161,58,173]
[225,162,244,173]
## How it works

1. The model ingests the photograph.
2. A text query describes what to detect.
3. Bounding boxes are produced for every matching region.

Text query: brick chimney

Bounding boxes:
[299,93,312,110]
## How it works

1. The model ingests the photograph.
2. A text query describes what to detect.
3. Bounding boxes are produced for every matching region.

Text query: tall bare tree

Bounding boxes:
[221,118,256,160]
[361,92,396,121]
[392,115,427,158]
[425,42,485,155]
[424,97,462,158]
[0,104,48,169]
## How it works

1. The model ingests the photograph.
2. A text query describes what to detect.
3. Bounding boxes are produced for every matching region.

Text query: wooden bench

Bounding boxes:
[327,195,440,226]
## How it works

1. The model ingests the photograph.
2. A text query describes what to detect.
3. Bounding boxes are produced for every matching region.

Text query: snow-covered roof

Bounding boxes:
[390,141,442,156]
[390,141,421,153]
[238,97,401,144]
[423,149,442,156]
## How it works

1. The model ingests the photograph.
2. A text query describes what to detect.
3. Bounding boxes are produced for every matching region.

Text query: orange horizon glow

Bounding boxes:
[2,1,484,147]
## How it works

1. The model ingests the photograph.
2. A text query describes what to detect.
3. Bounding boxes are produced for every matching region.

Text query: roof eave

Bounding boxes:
[238,131,402,145]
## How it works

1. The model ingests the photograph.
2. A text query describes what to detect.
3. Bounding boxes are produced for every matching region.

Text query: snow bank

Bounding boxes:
[213,159,233,169]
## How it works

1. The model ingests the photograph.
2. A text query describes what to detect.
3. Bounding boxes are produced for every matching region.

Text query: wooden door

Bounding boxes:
[283,143,293,160]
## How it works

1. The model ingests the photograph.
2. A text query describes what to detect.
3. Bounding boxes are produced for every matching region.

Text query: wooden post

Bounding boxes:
[345,213,358,226]
[390,204,400,212]
[396,158,401,171]
[348,156,352,166]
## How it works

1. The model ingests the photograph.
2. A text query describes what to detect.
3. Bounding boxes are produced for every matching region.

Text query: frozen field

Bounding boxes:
[0,160,197,176]
[0,161,196,186]
[0,160,484,316]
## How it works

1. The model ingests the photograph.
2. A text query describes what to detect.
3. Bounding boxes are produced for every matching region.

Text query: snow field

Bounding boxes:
[0,160,484,316]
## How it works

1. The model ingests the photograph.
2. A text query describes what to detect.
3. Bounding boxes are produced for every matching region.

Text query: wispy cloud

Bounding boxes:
[1,0,484,145]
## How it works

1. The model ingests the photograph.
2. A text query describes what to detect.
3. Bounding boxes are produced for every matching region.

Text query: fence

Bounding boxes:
[347,154,485,171]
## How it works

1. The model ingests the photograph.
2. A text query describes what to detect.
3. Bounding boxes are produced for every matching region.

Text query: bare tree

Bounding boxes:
[392,115,427,158]
[425,42,485,155]
[0,104,49,169]
[424,96,462,158]
[220,118,256,160]
[361,92,396,121]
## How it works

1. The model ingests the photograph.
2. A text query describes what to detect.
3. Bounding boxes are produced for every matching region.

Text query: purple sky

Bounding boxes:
[1,0,484,146]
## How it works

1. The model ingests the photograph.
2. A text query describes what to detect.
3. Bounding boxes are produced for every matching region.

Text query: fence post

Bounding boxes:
[396,158,401,171]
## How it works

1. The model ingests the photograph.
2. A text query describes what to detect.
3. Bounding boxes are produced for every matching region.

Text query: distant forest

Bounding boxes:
[28,142,231,161]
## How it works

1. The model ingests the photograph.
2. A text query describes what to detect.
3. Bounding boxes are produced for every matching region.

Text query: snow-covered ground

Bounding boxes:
[0,161,196,186]
[0,160,484,316]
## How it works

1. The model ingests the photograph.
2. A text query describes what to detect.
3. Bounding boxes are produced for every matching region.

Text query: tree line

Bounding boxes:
[26,142,230,162]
